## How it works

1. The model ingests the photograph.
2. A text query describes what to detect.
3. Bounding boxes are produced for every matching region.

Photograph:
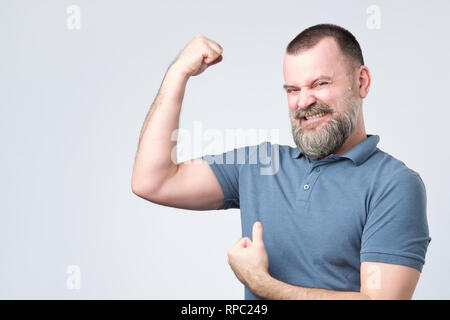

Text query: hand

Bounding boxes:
[227,221,270,292]
[170,34,223,77]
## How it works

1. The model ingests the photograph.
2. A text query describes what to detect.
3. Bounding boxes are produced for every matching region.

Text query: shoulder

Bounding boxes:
[245,140,294,161]
[367,147,423,183]
[366,148,426,210]
[249,141,298,158]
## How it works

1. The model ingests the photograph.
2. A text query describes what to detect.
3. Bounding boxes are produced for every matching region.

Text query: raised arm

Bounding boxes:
[131,34,225,210]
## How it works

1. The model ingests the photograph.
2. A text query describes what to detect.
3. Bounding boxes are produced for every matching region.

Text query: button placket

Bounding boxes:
[296,164,323,202]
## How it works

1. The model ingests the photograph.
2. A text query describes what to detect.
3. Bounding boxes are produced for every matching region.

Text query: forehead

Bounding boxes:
[283,37,349,85]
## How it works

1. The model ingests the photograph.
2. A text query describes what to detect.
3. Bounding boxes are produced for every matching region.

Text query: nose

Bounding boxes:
[296,88,317,111]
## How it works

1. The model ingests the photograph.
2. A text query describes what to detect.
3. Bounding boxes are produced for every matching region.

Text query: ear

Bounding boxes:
[358,65,371,99]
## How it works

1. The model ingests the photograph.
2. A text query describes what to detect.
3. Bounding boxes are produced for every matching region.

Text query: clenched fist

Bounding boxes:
[170,34,223,77]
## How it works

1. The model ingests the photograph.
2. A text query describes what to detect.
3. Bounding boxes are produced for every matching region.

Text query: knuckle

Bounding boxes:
[199,39,209,49]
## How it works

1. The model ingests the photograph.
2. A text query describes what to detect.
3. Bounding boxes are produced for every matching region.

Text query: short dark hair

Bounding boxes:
[286,24,364,68]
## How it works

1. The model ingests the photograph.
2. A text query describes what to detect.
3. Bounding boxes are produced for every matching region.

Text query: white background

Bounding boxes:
[1,0,449,299]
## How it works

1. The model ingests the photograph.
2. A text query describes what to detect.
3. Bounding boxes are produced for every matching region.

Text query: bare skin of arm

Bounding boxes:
[251,261,420,300]
[228,222,421,300]
[131,34,225,210]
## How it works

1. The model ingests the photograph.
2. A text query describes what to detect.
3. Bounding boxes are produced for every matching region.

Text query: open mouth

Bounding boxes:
[301,112,330,123]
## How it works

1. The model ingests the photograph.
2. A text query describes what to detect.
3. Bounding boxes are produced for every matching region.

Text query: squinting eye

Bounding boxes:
[286,88,299,94]
[317,82,329,87]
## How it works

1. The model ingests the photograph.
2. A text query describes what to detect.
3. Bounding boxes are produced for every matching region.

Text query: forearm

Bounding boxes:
[253,275,371,300]
[132,64,189,191]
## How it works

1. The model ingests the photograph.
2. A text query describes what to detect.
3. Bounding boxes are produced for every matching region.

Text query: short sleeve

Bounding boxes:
[360,171,432,272]
[201,146,248,210]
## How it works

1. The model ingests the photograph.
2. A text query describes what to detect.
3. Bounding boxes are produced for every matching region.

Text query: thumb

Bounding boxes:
[252,221,264,246]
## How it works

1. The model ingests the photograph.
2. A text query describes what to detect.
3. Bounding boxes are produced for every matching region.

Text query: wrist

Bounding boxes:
[167,62,191,81]
[249,271,273,298]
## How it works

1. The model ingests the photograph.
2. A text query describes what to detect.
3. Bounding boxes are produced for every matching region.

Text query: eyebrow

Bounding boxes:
[283,75,333,89]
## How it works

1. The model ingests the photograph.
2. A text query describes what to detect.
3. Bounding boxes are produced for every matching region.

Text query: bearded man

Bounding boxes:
[131,24,431,300]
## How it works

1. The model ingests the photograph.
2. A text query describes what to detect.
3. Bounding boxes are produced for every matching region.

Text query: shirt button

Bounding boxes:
[303,184,310,190]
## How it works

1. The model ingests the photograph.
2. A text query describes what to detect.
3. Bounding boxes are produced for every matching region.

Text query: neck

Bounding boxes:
[315,110,367,161]
[334,110,367,156]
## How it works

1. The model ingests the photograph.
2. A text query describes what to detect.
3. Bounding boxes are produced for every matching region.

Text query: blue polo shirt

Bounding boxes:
[202,134,431,300]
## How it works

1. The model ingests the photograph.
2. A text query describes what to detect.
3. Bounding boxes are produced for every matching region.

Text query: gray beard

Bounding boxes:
[290,92,360,160]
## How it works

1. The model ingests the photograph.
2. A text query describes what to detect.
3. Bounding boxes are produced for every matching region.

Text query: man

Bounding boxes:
[131,24,431,300]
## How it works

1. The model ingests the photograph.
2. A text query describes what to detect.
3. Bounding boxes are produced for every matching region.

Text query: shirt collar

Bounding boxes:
[291,134,380,166]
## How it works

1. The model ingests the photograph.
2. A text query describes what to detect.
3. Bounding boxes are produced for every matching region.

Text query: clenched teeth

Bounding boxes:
[305,112,326,120]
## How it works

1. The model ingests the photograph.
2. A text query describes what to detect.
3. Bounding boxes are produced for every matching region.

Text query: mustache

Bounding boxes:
[294,102,334,119]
